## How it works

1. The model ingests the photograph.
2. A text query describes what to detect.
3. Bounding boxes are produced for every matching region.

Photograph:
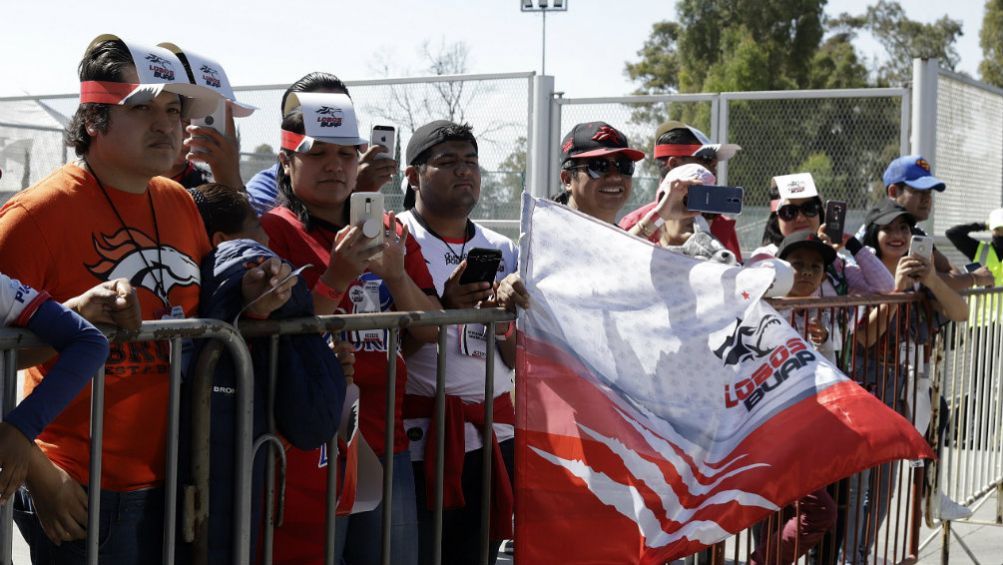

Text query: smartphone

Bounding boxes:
[686,185,744,215]
[190,98,227,140]
[909,235,934,261]
[460,248,503,285]
[965,262,982,273]
[369,125,396,160]
[349,192,385,258]
[824,200,847,243]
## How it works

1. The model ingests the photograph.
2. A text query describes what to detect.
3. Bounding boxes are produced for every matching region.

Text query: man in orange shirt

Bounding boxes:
[0,35,293,564]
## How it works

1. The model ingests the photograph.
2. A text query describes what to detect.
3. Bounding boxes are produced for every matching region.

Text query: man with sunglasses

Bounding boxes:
[553,121,645,224]
[619,121,744,260]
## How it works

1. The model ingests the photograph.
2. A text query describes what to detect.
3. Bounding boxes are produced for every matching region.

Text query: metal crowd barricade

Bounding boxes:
[921,287,1003,564]
[689,293,936,565]
[0,319,255,565]
[237,308,516,565]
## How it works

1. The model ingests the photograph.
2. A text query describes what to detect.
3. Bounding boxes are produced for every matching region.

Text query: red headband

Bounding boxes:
[79,81,141,105]
[653,143,705,159]
[281,130,307,152]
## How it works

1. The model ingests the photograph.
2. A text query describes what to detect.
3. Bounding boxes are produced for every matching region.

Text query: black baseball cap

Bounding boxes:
[865,200,916,228]
[559,122,644,166]
[403,120,478,209]
[777,230,837,266]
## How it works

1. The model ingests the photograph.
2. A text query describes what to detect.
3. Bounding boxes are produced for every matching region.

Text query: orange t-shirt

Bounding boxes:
[0,164,210,490]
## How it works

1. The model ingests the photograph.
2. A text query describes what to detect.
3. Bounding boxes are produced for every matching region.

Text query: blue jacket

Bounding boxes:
[178,239,346,564]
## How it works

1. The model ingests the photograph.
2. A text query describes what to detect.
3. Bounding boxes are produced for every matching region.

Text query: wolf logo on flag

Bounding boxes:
[514,194,933,564]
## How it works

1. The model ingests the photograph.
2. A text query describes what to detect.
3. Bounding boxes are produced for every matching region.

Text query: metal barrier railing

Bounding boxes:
[3,292,1000,564]
[0,319,254,565]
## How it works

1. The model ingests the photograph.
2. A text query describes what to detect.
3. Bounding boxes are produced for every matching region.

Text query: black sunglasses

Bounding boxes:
[777,201,822,221]
[569,157,635,179]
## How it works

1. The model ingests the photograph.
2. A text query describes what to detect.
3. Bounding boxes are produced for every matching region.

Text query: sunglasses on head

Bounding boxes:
[569,157,635,179]
[777,201,822,221]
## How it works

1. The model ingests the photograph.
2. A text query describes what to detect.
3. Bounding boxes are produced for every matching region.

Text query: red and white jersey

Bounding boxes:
[398,211,518,458]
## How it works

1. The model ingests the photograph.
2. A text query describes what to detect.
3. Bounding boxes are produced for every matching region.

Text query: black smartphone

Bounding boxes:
[686,185,743,215]
[460,248,503,285]
[965,262,982,273]
[824,200,847,243]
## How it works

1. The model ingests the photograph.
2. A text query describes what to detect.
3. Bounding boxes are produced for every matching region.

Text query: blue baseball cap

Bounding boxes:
[882,155,946,192]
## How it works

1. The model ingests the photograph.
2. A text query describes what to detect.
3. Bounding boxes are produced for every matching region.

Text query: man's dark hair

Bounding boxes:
[280,72,351,116]
[760,185,826,246]
[188,183,254,240]
[656,127,701,147]
[410,122,477,167]
[65,39,134,156]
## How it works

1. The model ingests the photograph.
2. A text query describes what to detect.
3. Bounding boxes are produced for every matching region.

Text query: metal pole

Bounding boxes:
[910,58,939,163]
[478,327,497,565]
[87,362,106,565]
[432,327,449,565]
[163,338,184,565]
[380,329,399,565]
[541,10,547,76]
[717,95,730,186]
[264,335,280,565]
[528,75,556,199]
[0,350,17,565]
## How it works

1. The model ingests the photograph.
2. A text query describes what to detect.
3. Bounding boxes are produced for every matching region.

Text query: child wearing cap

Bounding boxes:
[182,182,349,564]
[748,230,838,565]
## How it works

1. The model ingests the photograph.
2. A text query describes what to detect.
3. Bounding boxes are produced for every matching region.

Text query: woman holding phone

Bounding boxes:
[261,92,438,565]
[751,173,894,297]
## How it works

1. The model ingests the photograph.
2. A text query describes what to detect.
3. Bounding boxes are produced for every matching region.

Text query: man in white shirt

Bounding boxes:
[397,120,517,565]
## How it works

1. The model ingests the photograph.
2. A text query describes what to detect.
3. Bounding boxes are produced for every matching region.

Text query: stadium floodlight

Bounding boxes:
[519,0,569,75]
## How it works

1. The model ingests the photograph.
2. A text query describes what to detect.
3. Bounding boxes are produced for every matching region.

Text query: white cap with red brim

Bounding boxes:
[78,34,222,120]
[157,43,256,118]
[772,173,819,203]
[280,92,368,152]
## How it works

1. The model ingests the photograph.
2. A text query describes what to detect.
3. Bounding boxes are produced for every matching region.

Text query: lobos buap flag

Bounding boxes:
[514,195,933,564]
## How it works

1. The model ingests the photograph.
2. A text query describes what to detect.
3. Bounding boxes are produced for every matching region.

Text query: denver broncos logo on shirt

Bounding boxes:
[86,228,199,305]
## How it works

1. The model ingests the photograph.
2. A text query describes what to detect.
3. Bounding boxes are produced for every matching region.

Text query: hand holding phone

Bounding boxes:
[824,200,847,244]
[189,99,228,153]
[685,185,744,215]
[459,248,503,285]
[350,193,385,265]
[369,125,395,160]
[909,234,933,261]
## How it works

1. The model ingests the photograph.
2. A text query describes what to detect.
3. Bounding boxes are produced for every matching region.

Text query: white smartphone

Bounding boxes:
[350,192,385,259]
[369,125,395,159]
[189,99,227,152]
[909,234,933,261]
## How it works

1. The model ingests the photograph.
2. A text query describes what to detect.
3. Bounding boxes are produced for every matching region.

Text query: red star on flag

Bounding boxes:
[741,291,750,300]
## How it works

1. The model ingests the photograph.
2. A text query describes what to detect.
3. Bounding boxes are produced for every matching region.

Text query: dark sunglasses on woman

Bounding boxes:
[777,200,822,221]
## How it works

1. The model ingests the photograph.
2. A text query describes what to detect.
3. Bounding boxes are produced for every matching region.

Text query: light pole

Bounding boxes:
[520,0,568,76]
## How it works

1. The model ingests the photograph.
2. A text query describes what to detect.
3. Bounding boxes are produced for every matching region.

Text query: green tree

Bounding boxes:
[832,0,963,85]
[980,0,1003,87]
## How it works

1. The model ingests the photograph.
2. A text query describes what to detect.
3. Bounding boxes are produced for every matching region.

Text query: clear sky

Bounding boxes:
[0,0,989,99]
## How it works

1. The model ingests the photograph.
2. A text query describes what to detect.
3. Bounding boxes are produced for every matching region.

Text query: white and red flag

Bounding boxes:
[514,195,933,564]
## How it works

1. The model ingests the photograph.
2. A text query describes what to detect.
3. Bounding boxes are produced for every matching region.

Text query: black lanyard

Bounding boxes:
[410,209,474,264]
[85,161,170,306]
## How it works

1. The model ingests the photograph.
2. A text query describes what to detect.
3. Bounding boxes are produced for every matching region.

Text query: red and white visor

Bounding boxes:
[78,34,222,119]
[157,43,256,118]
[654,124,741,161]
[280,92,368,152]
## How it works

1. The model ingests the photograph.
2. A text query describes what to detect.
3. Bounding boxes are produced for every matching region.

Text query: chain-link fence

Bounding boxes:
[934,69,1003,236]
[556,90,909,253]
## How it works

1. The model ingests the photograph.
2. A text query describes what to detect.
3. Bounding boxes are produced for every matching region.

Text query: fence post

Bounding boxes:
[716,94,730,186]
[527,74,555,199]
[910,58,939,165]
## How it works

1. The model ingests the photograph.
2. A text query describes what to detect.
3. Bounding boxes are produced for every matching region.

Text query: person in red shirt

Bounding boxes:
[263,92,438,565]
